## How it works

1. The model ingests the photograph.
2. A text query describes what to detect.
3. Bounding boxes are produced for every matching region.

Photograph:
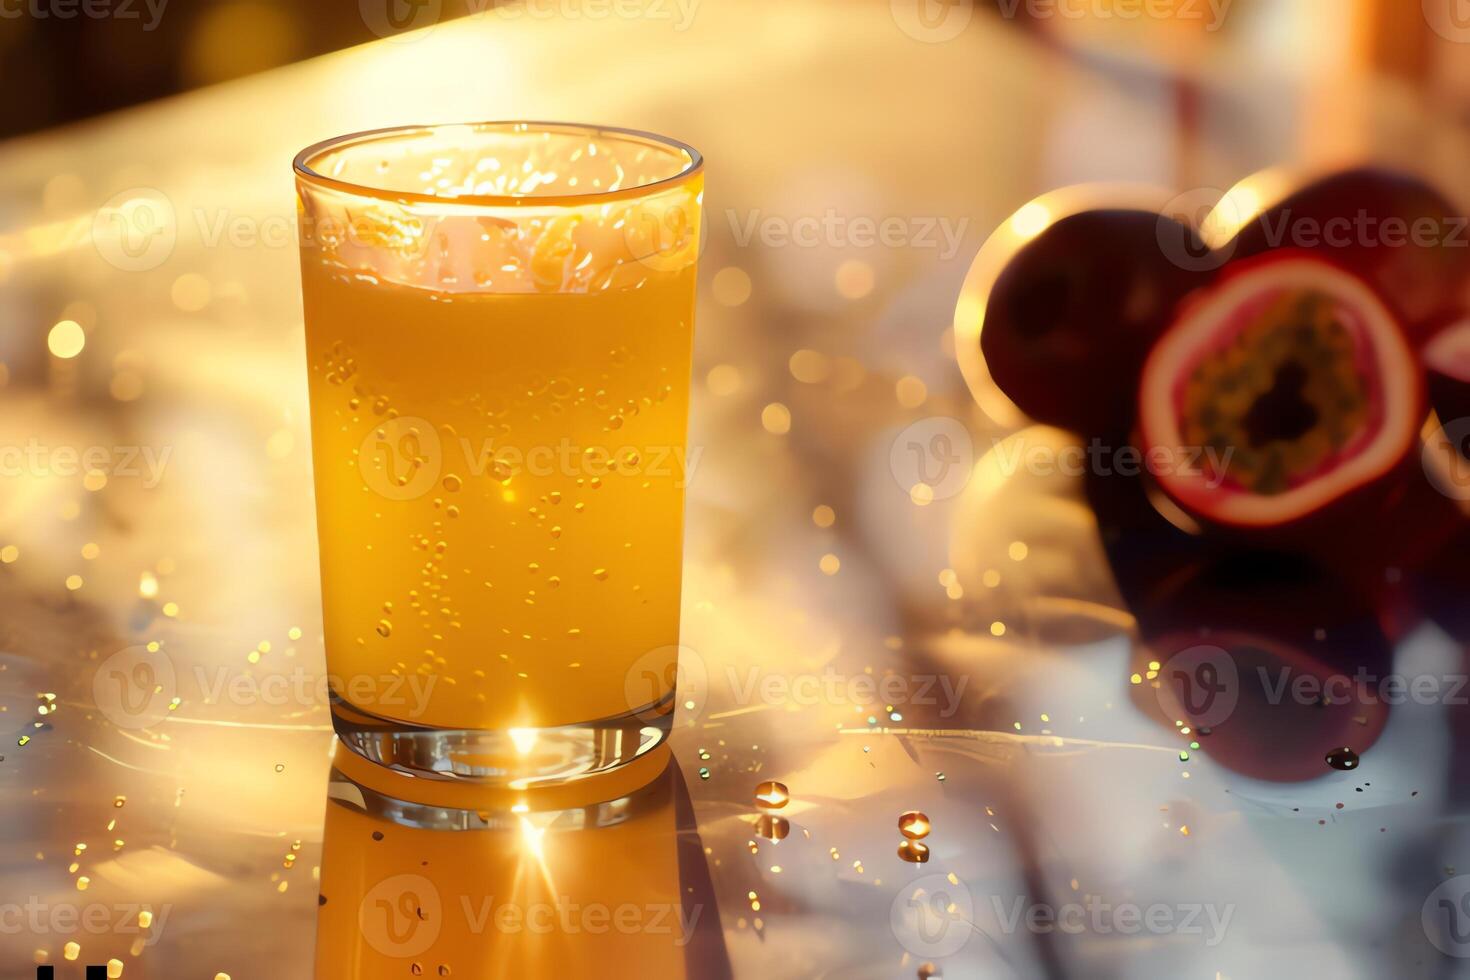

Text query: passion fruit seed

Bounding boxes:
[1180,289,1369,496]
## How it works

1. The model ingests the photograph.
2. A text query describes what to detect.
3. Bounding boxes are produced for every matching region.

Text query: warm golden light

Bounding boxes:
[761,402,792,434]
[1009,201,1051,240]
[47,319,85,359]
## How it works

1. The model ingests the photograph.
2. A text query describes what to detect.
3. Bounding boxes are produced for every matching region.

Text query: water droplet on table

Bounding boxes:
[897,840,930,863]
[898,810,931,840]
[754,780,789,809]
[756,814,789,841]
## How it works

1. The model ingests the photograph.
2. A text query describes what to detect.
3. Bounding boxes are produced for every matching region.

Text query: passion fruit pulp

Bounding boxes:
[1221,167,1469,343]
[1139,252,1424,532]
[981,209,1208,437]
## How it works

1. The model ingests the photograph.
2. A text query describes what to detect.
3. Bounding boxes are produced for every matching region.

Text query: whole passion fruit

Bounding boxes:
[1219,167,1468,343]
[981,209,1208,437]
[1138,252,1424,533]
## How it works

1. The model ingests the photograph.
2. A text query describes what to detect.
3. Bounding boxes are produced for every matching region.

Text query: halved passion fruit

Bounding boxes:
[1220,167,1469,344]
[1139,253,1424,531]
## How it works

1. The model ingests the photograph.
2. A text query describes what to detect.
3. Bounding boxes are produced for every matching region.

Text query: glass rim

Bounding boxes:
[293,120,703,208]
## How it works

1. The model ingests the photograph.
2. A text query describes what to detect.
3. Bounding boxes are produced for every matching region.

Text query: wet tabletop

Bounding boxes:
[2,2,1470,978]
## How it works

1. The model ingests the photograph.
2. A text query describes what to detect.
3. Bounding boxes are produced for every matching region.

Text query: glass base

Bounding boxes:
[330,690,674,790]
[327,743,675,830]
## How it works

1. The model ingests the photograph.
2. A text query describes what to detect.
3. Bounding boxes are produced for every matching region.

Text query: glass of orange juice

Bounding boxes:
[293,122,702,788]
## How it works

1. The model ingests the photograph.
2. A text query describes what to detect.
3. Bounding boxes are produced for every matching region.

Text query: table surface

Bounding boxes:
[2,2,1470,978]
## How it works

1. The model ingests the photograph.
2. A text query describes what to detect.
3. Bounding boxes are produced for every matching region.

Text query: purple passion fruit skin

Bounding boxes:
[1125,555,1393,783]
[1138,252,1426,538]
[1089,456,1452,643]
[1086,465,1208,604]
[1413,525,1470,644]
[1425,318,1470,430]
[1221,167,1469,345]
[981,209,1209,438]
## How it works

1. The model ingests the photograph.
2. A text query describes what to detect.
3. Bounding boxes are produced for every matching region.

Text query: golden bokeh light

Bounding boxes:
[761,402,791,435]
[788,349,830,383]
[706,364,741,396]
[171,273,212,312]
[711,266,753,307]
[47,320,85,359]
[834,259,874,299]
[895,375,928,407]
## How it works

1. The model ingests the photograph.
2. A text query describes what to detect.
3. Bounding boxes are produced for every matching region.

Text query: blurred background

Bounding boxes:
[2,0,1469,140]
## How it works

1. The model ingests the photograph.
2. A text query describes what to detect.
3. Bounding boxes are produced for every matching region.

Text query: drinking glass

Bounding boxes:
[293,122,702,788]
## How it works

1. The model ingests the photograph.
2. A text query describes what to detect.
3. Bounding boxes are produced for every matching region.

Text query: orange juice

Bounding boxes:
[300,262,695,731]
[294,123,702,780]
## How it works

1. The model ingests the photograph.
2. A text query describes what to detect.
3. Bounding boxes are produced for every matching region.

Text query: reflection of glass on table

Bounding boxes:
[315,746,728,979]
